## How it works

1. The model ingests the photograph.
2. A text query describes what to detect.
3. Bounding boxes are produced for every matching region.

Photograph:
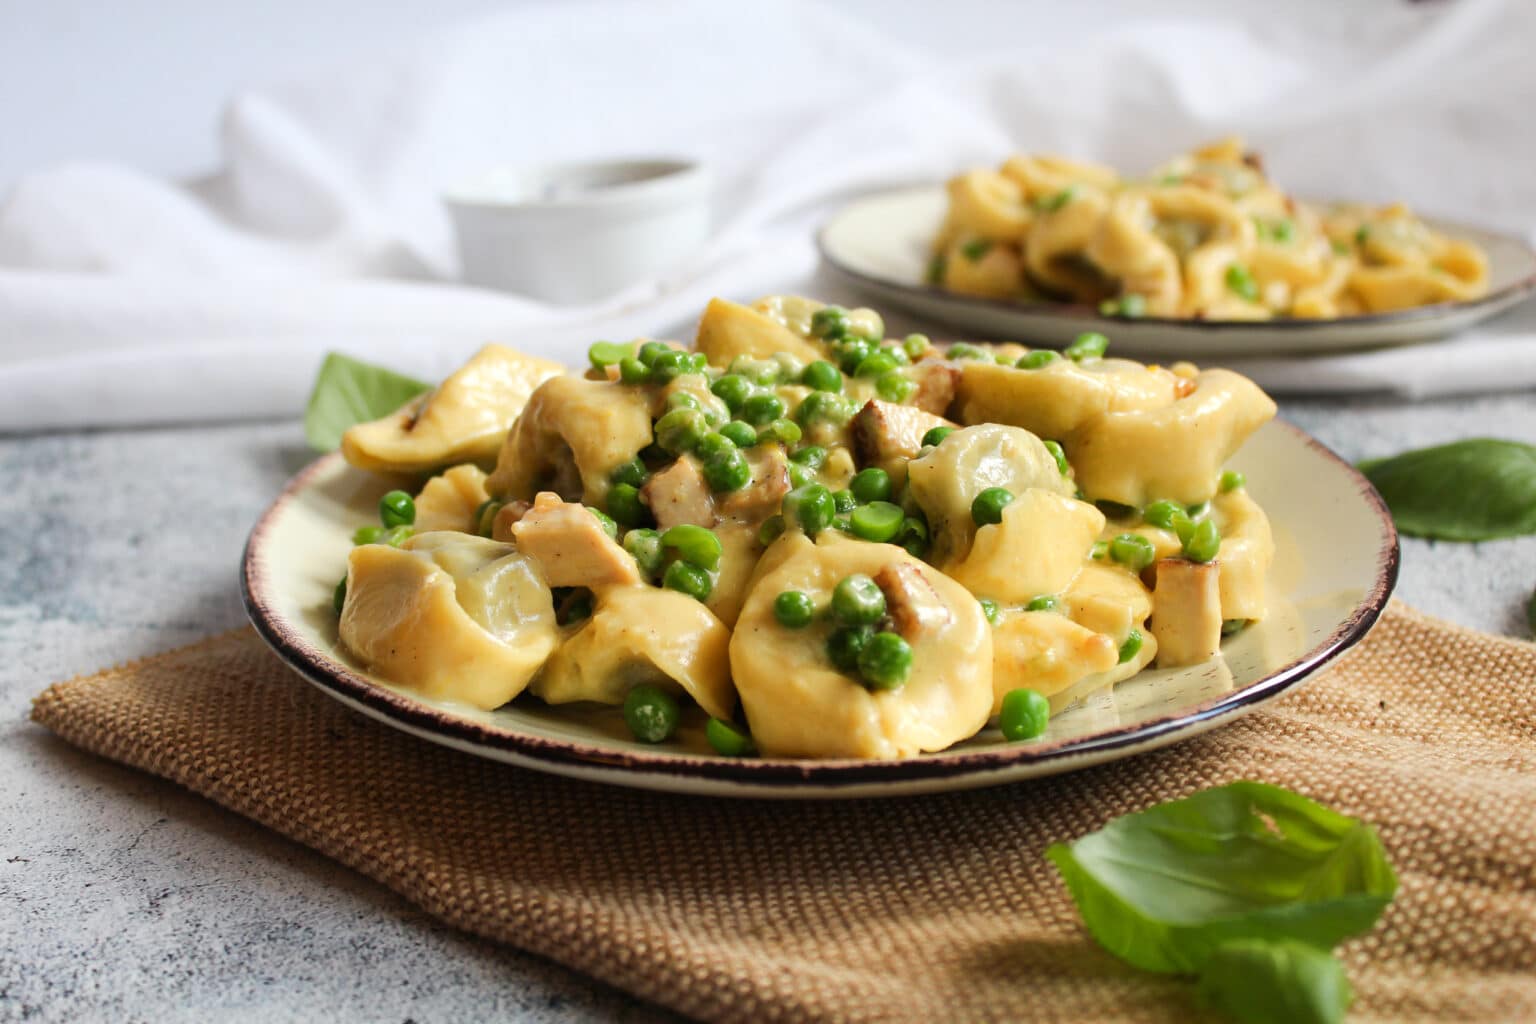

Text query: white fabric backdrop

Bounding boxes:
[2,0,1534,431]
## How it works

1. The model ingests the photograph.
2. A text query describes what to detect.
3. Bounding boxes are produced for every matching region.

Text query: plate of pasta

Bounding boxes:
[818,138,1536,356]
[243,294,1398,798]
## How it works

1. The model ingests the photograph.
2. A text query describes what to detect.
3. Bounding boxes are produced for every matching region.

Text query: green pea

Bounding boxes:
[790,445,828,469]
[773,590,816,628]
[1109,533,1157,572]
[1064,332,1108,362]
[1017,349,1059,370]
[1174,516,1197,545]
[832,489,857,514]
[1043,439,1069,476]
[702,448,751,492]
[855,350,901,378]
[611,457,649,488]
[1142,500,1189,532]
[729,356,781,386]
[758,418,802,446]
[1118,293,1148,318]
[832,573,886,626]
[835,339,872,374]
[694,432,736,463]
[850,467,892,504]
[637,341,674,366]
[379,489,415,528]
[741,392,785,426]
[661,523,722,570]
[810,305,850,340]
[801,360,843,393]
[1096,499,1138,521]
[831,514,854,534]
[795,390,853,426]
[587,340,630,370]
[903,333,931,358]
[876,370,917,403]
[381,525,414,547]
[622,684,680,743]
[607,483,650,527]
[898,515,930,558]
[1225,263,1259,303]
[650,349,692,383]
[557,589,594,626]
[978,598,1000,625]
[858,631,913,690]
[783,483,835,534]
[332,577,347,615]
[971,487,1014,527]
[1220,470,1246,493]
[1182,518,1221,563]
[946,342,990,361]
[474,500,503,538]
[921,426,955,448]
[758,514,786,546]
[827,625,874,671]
[705,717,754,757]
[1222,618,1250,637]
[619,356,652,384]
[1090,540,1110,560]
[1118,628,1144,664]
[849,501,905,543]
[353,525,386,546]
[999,688,1050,741]
[787,462,813,489]
[654,407,707,454]
[715,421,754,448]
[589,507,619,539]
[623,528,664,576]
[663,559,713,602]
[710,373,754,412]
[1026,595,1058,612]
[773,352,805,382]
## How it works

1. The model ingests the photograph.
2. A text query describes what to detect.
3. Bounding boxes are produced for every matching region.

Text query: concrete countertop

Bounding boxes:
[3,393,1533,1021]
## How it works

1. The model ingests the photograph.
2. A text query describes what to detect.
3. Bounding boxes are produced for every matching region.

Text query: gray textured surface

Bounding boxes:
[3,397,1533,1022]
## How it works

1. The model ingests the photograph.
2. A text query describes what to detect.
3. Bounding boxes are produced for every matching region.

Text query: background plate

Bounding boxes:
[242,421,1397,799]
[818,185,1536,358]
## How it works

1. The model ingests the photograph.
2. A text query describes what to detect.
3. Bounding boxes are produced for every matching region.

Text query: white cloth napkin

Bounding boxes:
[3,0,1534,432]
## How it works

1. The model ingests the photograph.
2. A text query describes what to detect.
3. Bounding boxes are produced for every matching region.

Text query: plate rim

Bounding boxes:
[816,182,1536,333]
[241,421,1399,791]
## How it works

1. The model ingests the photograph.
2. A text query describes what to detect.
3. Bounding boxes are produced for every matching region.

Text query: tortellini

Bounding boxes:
[932,138,1490,318]
[338,533,558,709]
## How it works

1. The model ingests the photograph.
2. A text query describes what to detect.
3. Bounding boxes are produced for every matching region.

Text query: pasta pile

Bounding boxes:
[930,137,1489,319]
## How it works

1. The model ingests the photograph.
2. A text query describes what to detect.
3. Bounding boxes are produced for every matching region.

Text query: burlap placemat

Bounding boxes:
[29,604,1536,1023]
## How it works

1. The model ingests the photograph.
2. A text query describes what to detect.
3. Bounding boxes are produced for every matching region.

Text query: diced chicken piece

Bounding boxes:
[718,446,790,524]
[874,562,953,640]
[641,457,717,530]
[1149,558,1223,667]
[850,399,953,477]
[509,492,641,589]
[908,360,961,416]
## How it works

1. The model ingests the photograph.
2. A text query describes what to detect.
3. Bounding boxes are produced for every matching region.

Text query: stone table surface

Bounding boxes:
[3,393,1533,1022]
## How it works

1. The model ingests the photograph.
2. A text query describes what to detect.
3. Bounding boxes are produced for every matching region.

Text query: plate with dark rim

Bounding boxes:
[242,419,1397,799]
[818,184,1536,357]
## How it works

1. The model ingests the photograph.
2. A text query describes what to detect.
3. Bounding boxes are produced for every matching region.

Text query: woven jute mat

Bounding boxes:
[29,604,1536,1023]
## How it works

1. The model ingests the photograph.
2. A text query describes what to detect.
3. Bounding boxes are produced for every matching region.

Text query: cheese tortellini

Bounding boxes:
[331,294,1278,760]
[931,137,1489,319]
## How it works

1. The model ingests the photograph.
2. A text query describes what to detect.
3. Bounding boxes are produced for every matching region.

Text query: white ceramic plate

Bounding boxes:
[818,185,1536,358]
[242,421,1397,800]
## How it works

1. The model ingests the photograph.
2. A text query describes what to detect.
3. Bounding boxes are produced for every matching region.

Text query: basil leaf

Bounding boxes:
[1046,781,1397,974]
[304,352,431,453]
[1360,438,1536,541]
[1197,939,1353,1024]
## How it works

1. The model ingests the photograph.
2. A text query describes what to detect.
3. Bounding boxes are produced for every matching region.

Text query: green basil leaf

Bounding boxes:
[1197,939,1353,1024]
[1360,438,1536,541]
[1046,781,1397,974]
[304,352,432,453]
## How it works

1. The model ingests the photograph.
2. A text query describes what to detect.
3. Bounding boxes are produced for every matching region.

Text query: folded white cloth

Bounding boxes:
[3,0,1534,432]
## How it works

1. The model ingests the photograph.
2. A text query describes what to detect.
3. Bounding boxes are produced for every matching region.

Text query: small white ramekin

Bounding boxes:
[444,157,710,305]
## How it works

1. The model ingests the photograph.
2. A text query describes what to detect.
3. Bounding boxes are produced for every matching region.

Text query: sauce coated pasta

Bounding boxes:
[930,138,1489,319]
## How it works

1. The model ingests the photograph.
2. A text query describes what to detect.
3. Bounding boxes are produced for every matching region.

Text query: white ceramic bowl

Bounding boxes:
[445,157,710,304]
